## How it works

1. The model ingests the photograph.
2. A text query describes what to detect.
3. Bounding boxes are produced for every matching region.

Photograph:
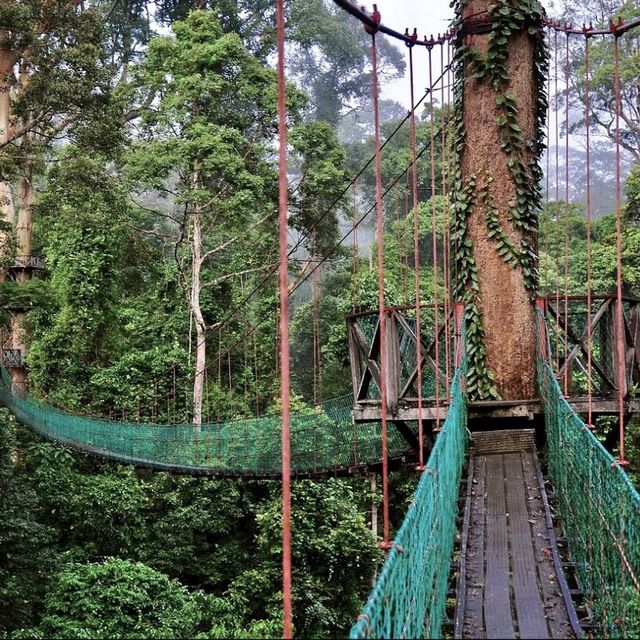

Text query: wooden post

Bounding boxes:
[385,310,400,415]
[348,320,363,399]
[611,298,628,398]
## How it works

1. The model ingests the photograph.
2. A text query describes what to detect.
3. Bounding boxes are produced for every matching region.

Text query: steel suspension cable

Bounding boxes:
[220,128,445,365]
[584,33,594,426]
[613,33,628,465]
[408,40,425,469]
[448,39,458,324]
[563,32,570,395]
[554,30,562,374]
[242,275,248,406]
[544,26,551,295]
[352,177,359,312]
[216,328,221,422]
[145,73,453,396]
[428,46,441,428]
[400,191,408,304]
[440,40,451,394]
[312,231,319,405]
[209,77,448,335]
[370,20,392,551]
[254,330,260,416]
[275,0,293,634]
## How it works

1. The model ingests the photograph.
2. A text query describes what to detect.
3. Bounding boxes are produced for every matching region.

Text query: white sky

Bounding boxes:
[370,0,556,107]
[373,0,454,106]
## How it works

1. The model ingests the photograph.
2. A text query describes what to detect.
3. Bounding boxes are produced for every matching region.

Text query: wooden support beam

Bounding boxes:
[395,311,450,398]
[556,299,611,389]
[385,312,400,414]
[547,301,617,393]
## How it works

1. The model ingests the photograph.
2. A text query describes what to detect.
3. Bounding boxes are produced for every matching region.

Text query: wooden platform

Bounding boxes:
[455,430,582,639]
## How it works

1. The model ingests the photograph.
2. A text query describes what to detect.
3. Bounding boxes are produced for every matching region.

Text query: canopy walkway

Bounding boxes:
[0,367,417,478]
[2,317,640,637]
[349,319,640,639]
[2,1,640,637]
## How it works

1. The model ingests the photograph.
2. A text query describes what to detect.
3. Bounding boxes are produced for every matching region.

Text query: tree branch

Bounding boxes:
[200,263,279,290]
[199,211,274,264]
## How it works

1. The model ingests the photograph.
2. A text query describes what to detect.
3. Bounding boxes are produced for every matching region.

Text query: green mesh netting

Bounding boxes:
[538,318,640,638]
[349,355,468,639]
[0,367,412,477]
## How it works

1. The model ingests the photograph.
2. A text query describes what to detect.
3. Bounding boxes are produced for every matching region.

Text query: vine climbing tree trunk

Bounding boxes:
[453,0,547,400]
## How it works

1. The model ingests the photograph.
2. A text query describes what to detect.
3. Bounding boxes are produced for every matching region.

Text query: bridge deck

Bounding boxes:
[455,430,581,639]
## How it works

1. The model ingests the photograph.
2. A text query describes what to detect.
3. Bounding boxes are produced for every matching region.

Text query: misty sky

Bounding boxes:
[368,0,556,106]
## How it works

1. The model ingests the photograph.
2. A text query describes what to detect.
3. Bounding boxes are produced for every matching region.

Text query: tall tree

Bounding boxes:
[127,11,304,428]
[0,0,120,386]
[560,0,640,161]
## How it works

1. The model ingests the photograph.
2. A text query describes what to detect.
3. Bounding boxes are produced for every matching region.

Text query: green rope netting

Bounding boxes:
[0,367,412,477]
[350,355,468,639]
[538,319,640,638]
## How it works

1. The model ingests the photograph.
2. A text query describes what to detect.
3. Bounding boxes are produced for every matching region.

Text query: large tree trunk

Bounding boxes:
[16,170,33,283]
[0,37,18,278]
[460,0,542,400]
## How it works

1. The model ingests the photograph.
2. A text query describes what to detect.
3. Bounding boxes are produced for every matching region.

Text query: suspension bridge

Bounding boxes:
[2,0,640,638]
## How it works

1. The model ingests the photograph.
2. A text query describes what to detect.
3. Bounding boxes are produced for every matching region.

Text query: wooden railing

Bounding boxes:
[348,295,640,421]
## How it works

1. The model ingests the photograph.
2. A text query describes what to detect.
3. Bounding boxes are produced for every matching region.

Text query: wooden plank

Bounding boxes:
[521,453,580,640]
[454,457,474,639]
[484,455,516,639]
[547,301,616,391]
[391,420,420,452]
[529,453,583,639]
[385,313,400,413]
[395,312,448,398]
[352,321,384,400]
[630,304,640,380]
[504,453,549,639]
[462,454,487,639]
[348,324,363,397]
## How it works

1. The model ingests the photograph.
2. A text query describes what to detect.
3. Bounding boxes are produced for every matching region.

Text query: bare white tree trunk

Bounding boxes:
[16,171,33,283]
[0,39,18,276]
[190,170,206,432]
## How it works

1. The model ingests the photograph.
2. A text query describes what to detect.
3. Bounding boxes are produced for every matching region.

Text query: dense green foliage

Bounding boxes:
[0,0,639,637]
[1,410,382,638]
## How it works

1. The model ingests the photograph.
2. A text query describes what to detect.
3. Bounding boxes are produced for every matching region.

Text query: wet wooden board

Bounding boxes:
[459,455,486,639]
[504,453,549,639]
[522,453,578,639]
[484,454,516,639]
[457,443,579,639]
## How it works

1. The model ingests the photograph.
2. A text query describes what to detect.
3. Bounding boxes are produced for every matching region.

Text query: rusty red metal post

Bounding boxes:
[368,9,392,550]
[584,34,594,426]
[408,42,425,470]
[563,33,570,396]
[276,0,293,635]
[613,34,628,464]
[428,45,441,429]
[535,297,549,361]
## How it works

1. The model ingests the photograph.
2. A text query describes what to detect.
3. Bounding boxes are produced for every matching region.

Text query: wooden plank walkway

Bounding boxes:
[455,430,581,639]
